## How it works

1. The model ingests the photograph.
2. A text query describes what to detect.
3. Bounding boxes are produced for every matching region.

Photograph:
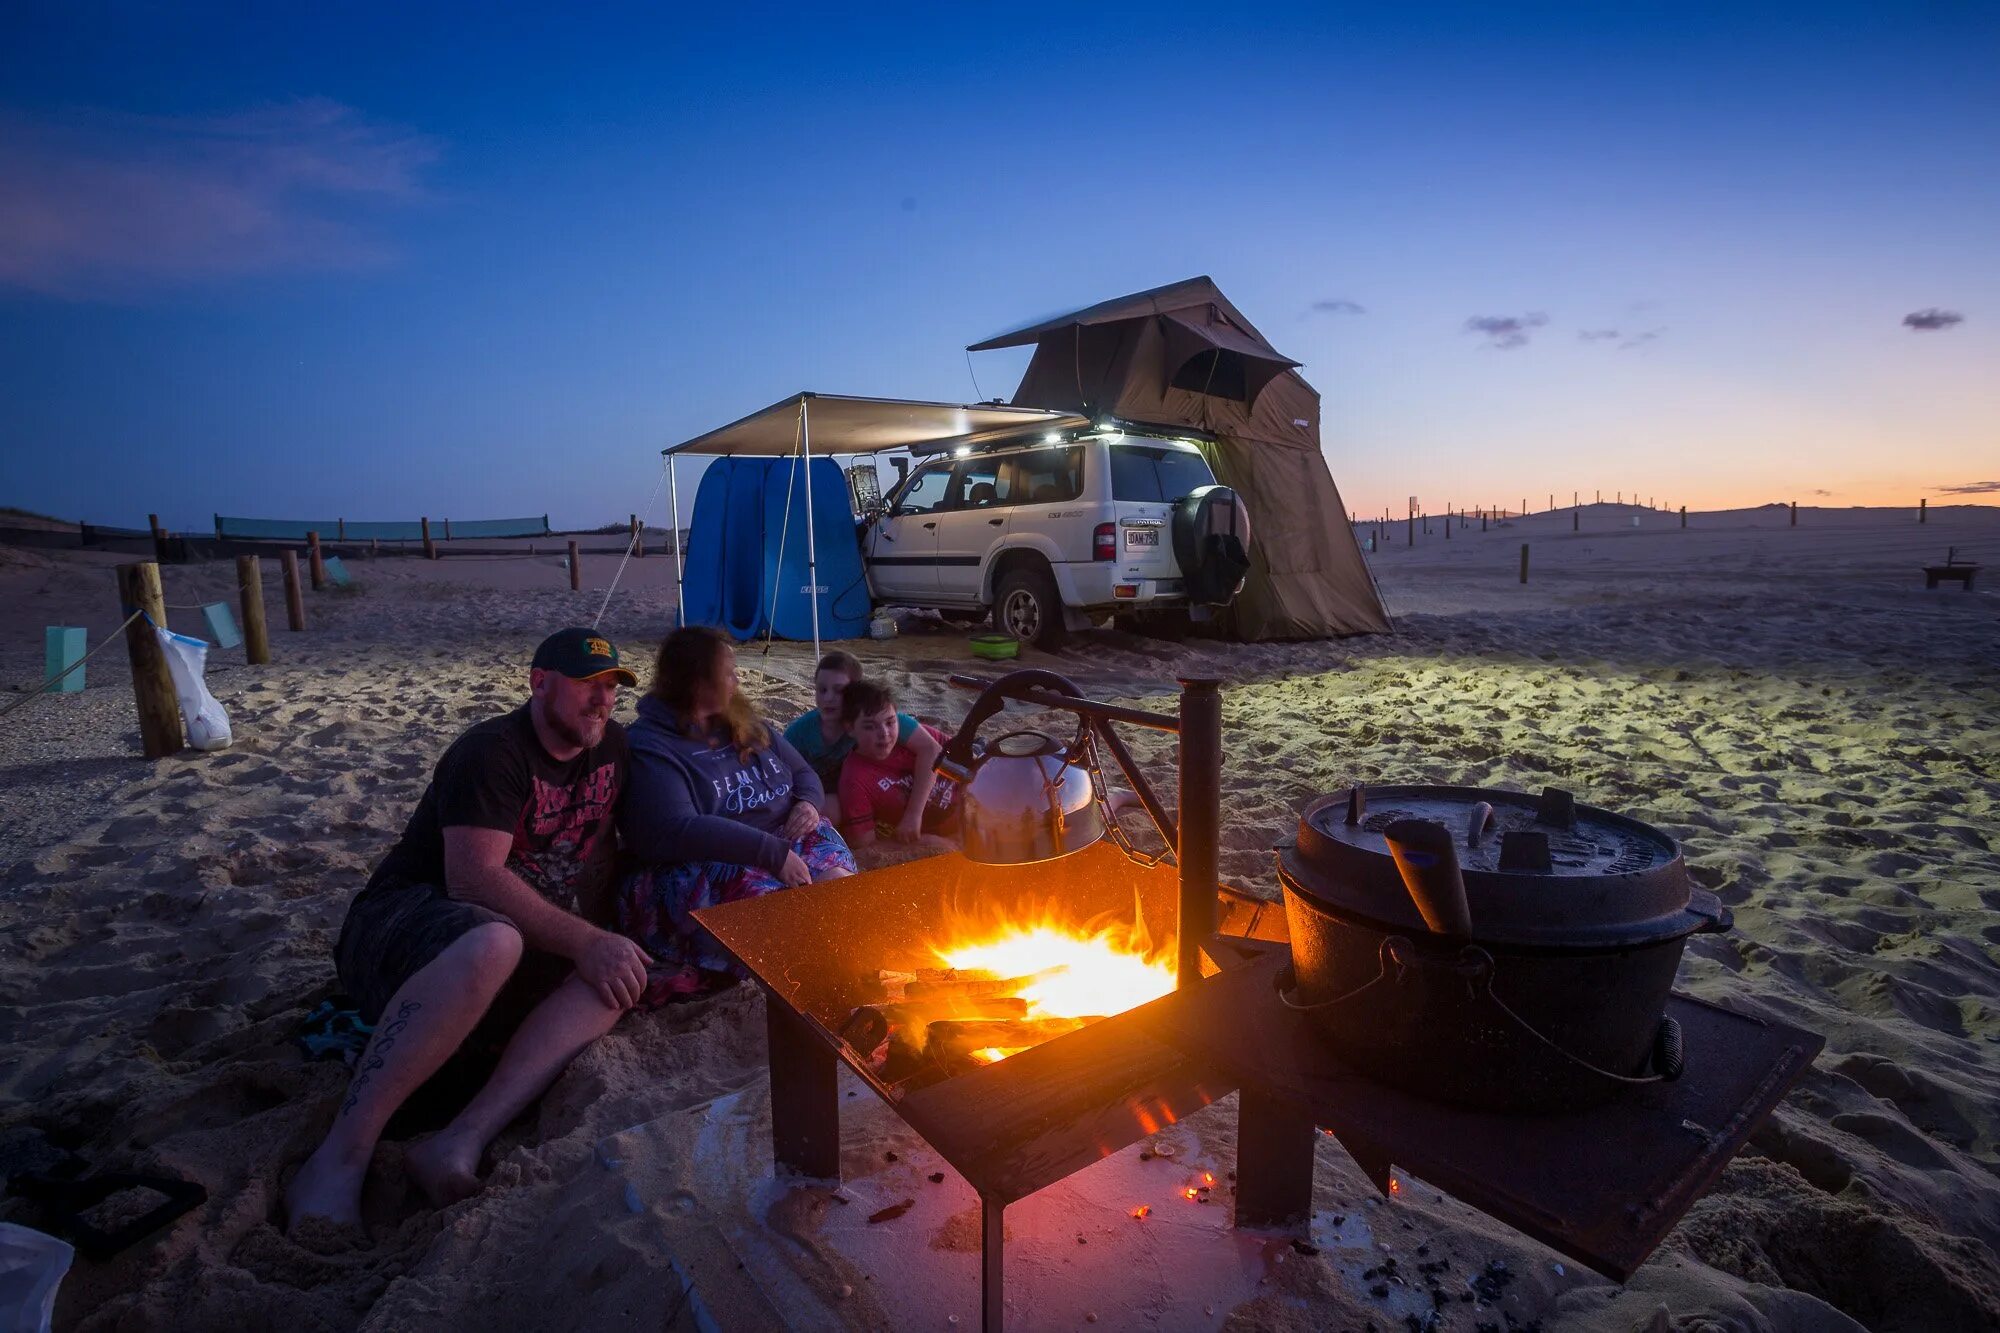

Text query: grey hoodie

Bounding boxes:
[620,694,824,874]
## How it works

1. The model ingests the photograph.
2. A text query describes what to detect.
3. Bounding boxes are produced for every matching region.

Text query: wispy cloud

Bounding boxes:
[1903,308,1964,331]
[1579,326,1663,350]
[1937,479,2000,494]
[1810,488,1834,497]
[1309,298,1366,315]
[1464,312,1548,350]
[0,98,438,299]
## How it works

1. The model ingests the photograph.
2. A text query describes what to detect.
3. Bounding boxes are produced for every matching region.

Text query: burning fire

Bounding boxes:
[926,894,1175,1065]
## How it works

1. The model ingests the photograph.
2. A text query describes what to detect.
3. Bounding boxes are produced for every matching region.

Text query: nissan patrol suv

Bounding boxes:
[860,428,1251,648]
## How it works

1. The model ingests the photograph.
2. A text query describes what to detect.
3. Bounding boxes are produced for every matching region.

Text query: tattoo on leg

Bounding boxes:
[340,1000,422,1117]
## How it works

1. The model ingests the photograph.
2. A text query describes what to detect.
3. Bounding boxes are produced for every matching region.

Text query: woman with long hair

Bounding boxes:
[617,626,855,1003]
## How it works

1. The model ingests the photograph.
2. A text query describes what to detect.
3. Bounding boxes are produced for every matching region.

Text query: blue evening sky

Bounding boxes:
[2,2,1995,530]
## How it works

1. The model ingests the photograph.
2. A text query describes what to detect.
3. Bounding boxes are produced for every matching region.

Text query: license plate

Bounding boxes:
[1125,529,1159,548]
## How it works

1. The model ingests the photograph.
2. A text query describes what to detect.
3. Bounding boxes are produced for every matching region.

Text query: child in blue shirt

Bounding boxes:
[782,650,942,839]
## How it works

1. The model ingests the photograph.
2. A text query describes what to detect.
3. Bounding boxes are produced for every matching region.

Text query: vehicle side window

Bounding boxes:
[947,459,1007,510]
[891,464,953,516]
[999,446,1084,507]
[1109,445,1214,503]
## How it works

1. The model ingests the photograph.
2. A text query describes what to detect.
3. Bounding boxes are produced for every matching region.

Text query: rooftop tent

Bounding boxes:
[663,393,1087,658]
[970,277,1392,640]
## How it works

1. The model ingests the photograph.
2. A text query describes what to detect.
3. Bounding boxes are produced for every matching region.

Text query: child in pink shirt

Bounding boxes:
[837,680,958,845]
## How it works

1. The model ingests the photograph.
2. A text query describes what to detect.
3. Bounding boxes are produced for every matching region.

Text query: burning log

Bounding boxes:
[925,1016,1098,1070]
[906,968,1047,1003]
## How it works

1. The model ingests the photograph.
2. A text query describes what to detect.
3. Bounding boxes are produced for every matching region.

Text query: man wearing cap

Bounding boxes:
[288,628,650,1232]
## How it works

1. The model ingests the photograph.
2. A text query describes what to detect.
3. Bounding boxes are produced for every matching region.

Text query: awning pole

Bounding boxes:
[667,454,684,628]
[802,394,821,662]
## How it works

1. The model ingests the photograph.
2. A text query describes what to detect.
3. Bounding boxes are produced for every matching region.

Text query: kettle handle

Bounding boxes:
[940,668,1094,774]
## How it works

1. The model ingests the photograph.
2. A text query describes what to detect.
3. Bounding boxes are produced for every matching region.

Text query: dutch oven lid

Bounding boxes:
[1280,784,1715,948]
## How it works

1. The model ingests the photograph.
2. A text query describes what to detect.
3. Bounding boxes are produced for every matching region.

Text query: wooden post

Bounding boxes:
[1919,497,1927,524]
[281,551,306,630]
[79,521,92,547]
[630,514,643,557]
[337,518,346,540]
[1406,510,1414,547]
[1519,544,1529,584]
[307,531,326,590]
[1482,511,1488,532]
[236,555,270,664]
[115,562,182,757]
[568,539,581,590]
[148,513,168,564]
[1680,505,1687,529]
[421,517,437,560]
[1573,509,1579,532]
[443,517,452,541]
[1790,500,1797,526]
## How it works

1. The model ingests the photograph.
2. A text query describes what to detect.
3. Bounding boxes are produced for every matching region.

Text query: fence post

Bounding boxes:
[337,518,346,541]
[1790,501,1797,527]
[148,514,168,564]
[115,562,182,757]
[1519,544,1529,584]
[236,555,270,664]
[1573,509,1579,532]
[282,551,307,630]
[1680,505,1687,529]
[307,531,326,590]
[443,518,452,541]
[421,517,437,560]
[630,514,643,557]
[1919,498,1927,524]
[568,539,581,591]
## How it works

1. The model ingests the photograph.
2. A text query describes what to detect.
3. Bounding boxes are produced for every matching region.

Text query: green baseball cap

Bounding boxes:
[532,627,638,686]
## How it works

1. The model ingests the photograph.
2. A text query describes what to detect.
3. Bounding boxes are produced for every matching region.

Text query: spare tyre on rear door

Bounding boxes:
[1173,485,1253,606]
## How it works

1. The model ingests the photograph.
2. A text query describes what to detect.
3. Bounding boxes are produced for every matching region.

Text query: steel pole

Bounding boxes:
[1176,678,1221,989]
[667,455,684,626]
[802,395,821,662]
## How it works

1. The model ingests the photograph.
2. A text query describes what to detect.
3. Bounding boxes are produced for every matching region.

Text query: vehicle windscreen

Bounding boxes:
[1110,444,1214,503]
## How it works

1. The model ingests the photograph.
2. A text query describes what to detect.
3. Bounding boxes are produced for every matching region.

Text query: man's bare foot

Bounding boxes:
[286,1147,365,1232]
[406,1132,484,1208]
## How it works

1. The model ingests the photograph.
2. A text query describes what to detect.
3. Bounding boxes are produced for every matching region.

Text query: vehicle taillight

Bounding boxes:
[1093,522,1117,560]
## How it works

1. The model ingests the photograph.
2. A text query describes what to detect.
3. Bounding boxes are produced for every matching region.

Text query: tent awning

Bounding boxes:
[663,393,1088,457]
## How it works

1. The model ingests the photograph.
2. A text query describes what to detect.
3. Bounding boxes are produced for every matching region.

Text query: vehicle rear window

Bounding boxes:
[1110,444,1213,503]
[1000,446,1084,506]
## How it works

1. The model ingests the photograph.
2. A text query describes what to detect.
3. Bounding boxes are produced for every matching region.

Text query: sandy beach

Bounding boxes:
[2,502,1996,1331]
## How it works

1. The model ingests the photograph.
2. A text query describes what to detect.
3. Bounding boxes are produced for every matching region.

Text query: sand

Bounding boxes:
[0,503,1995,1331]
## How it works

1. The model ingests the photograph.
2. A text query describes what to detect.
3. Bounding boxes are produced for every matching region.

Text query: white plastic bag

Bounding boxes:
[0,1223,73,1333]
[155,623,232,751]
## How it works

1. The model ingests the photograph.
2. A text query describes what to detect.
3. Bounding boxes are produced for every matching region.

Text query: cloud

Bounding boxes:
[1310,298,1366,315]
[1579,327,1664,350]
[1936,480,2000,494]
[0,98,438,299]
[1903,308,1964,331]
[1463,312,1548,349]
[1811,488,1834,497]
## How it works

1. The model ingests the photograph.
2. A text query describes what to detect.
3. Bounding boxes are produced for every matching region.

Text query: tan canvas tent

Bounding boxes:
[970,277,1392,639]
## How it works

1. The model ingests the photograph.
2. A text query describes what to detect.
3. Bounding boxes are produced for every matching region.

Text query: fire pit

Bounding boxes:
[693,673,1823,1331]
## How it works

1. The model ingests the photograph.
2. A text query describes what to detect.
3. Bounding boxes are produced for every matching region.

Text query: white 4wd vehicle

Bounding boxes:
[861,431,1251,648]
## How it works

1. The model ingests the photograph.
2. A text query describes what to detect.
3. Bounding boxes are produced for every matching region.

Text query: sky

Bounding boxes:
[1,2,1996,532]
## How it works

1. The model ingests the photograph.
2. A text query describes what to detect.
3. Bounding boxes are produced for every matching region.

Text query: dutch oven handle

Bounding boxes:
[939,669,1093,781]
[1685,887,1733,934]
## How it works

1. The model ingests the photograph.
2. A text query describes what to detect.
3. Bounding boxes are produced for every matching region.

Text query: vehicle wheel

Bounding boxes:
[994,565,1066,649]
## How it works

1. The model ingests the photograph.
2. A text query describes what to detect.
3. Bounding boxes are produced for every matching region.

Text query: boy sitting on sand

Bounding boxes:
[837,680,959,847]
[782,650,942,839]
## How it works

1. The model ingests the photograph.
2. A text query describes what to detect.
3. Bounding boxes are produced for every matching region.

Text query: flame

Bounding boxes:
[932,890,1175,1025]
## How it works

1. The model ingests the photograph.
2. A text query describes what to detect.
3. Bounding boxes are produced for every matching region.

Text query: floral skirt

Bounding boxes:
[616,819,857,1007]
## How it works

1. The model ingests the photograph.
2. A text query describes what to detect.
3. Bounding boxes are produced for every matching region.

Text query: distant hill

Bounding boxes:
[0,506,78,531]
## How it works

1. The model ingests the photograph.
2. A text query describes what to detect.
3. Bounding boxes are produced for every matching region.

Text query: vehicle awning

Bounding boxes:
[663,393,1088,457]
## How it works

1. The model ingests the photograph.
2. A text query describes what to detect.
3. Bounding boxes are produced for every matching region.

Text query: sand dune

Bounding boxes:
[0,504,1995,1330]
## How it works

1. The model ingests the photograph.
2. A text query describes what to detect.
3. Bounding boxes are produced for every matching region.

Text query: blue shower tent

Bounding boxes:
[663,393,1085,660]
[677,456,871,644]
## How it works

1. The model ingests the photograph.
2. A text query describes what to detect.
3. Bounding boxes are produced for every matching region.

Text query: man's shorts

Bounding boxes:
[335,880,570,1050]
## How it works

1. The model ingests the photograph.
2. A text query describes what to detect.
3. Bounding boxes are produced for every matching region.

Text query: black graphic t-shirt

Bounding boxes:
[370,705,628,914]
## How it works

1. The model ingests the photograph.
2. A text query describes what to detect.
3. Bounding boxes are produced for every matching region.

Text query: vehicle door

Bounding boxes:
[932,455,1011,603]
[999,444,1092,564]
[864,460,953,601]
[1109,440,1215,582]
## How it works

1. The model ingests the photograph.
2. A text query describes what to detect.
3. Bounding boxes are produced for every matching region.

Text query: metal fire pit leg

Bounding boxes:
[765,999,840,1179]
[981,1194,1005,1332]
[1233,1086,1317,1230]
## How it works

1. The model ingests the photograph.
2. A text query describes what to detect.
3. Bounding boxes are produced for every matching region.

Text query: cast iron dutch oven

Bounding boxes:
[1276,784,1732,1112]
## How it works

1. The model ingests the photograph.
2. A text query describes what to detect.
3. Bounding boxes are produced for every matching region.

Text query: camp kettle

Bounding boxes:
[938,670,1106,865]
